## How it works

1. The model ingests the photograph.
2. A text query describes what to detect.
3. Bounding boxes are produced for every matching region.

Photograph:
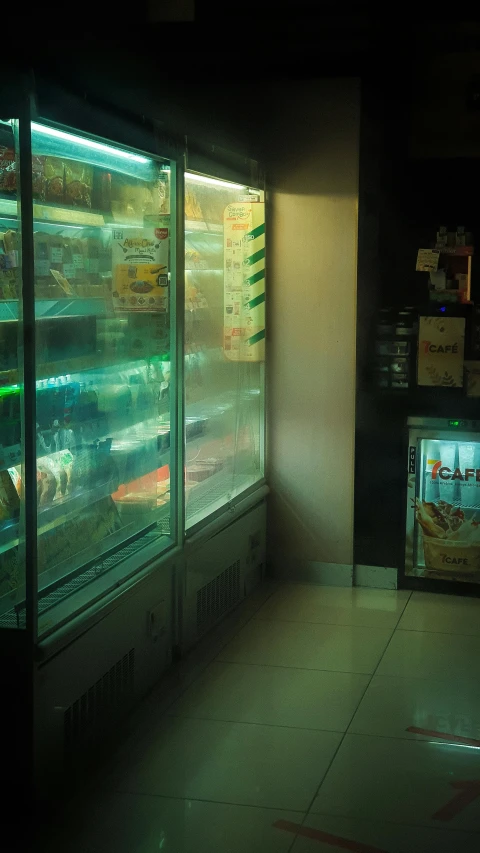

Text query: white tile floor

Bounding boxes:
[40,584,480,852]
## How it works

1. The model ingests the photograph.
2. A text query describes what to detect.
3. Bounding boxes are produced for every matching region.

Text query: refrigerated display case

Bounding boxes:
[0,118,26,610]
[184,172,265,531]
[0,117,177,638]
[0,95,267,804]
[406,416,480,584]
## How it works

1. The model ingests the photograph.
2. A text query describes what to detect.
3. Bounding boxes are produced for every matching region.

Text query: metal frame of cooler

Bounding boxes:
[406,416,480,583]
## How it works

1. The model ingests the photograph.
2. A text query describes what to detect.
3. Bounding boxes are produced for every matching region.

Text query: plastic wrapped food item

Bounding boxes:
[185,187,203,220]
[0,151,45,199]
[45,157,65,204]
[111,174,157,223]
[0,230,19,274]
[37,497,122,576]
[0,148,16,193]
[0,469,19,523]
[65,160,93,208]
[0,268,20,299]
[37,460,57,506]
[92,169,112,213]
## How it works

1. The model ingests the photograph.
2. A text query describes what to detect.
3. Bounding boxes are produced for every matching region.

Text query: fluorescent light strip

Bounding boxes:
[31,122,151,165]
[185,172,245,190]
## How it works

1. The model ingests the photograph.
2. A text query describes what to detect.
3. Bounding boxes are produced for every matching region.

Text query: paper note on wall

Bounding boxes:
[418,316,465,387]
[416,249,440,272]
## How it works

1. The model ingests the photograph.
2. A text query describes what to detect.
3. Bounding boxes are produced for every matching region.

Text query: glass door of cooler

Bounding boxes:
[0,119,26,627]
[184,172,265,530]
[408,429,480,584]
[2,120,175,637]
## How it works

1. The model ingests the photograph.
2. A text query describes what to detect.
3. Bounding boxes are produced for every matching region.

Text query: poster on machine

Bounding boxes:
[223,202,265,361]
[417,316,465,387]
[413,438,480,582]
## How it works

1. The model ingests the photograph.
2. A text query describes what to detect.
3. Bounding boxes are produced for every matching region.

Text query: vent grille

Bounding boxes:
[64,648,135,754]
[196,560,241,636]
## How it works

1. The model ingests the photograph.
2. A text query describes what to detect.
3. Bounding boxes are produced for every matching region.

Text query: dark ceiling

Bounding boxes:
[5,15,480,161]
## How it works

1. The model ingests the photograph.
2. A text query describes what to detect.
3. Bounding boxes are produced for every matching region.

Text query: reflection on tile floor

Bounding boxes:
[170,661,370,731]
[289,813,480,853]
[377,627,480,681]
[113,715,342,810]
[48,794,303,853]
[310,733,480,832]
[255,584,411,629]
[349,674,480,742]
[217,617,393,673]
[398,590,480,636]
[39,584,480,851]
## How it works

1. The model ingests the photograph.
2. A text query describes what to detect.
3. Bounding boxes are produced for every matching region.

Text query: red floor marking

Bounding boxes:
[273,820,389,852]
[432,780,480,822]
[406,726,480,748]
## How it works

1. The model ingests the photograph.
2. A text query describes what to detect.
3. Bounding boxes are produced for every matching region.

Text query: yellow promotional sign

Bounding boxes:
[417,316,465,387]
[112,226,169,312]
[223,202,265,361]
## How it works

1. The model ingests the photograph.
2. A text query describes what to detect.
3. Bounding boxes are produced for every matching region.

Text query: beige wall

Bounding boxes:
[266,79,360,576]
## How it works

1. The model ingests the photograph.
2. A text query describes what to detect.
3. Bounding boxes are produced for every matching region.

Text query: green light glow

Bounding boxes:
[0,385,21,397]
[31,122,150,164]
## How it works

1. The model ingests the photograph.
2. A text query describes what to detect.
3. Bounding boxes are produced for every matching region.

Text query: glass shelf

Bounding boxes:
[0,120,174,635]
[0,297,108,321]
